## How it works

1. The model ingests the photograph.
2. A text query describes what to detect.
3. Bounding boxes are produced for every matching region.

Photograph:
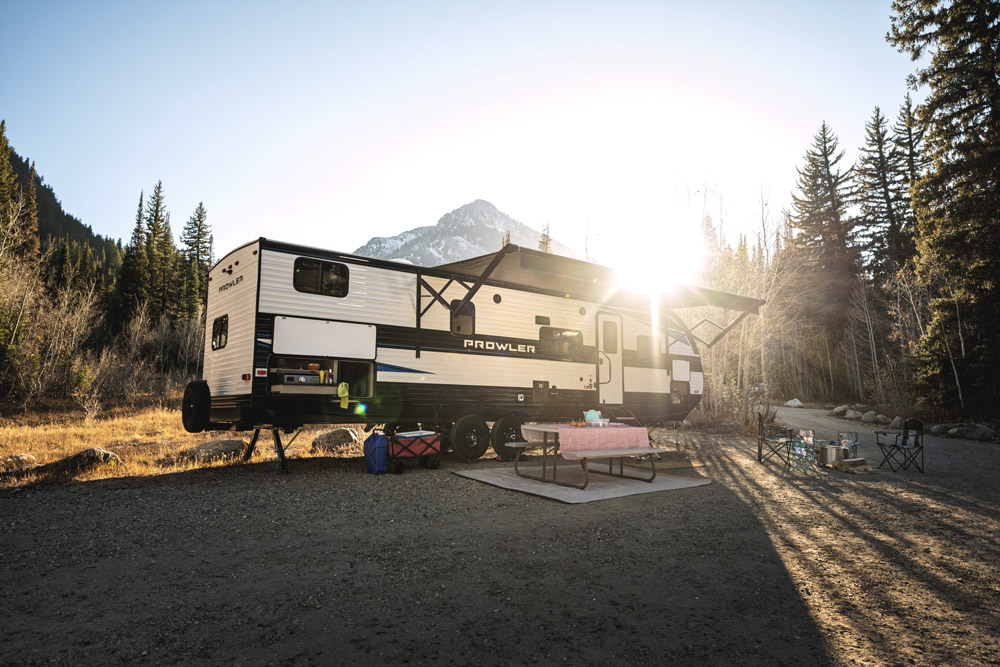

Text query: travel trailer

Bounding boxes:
[182,239,763,461]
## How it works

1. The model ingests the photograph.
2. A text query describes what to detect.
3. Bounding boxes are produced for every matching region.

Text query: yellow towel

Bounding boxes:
[338,382,349,409]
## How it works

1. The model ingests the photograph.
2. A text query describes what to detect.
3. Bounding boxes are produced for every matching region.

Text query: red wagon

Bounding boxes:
[389,430,442,473]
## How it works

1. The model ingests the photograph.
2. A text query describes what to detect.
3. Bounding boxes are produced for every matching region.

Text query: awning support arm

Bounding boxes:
[451,244,518,318]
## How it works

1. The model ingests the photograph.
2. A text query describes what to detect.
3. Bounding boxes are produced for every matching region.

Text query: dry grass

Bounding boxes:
[0,397,366,489]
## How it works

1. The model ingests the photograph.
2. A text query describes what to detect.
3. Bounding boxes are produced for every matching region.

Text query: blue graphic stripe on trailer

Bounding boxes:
[376,362,434,375]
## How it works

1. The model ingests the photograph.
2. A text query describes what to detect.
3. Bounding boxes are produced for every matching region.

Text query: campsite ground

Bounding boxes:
[1,407,998,666]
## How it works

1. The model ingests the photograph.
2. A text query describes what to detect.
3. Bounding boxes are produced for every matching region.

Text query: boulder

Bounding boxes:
[312,428,362,453]
[784,398,805,408]
[874,414,892,425]
[853,404,867,410]
[40,448,122,476]
[860,411,878,423]
[948,427,961,436]
[1,453,37,471]
[957,424,994,441]
[889,416,905,429]
[829,405,850,416]
[844,410,860,420]
[179,439,246,463]
[930,424,948,435]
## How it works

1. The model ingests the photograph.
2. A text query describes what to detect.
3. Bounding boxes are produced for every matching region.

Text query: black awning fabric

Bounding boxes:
[433,245,764,314]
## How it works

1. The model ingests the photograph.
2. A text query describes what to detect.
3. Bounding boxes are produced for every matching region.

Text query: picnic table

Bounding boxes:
[514,423,665,490]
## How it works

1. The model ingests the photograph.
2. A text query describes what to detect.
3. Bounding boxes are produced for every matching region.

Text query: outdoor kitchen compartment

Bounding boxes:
[267,356,373,397]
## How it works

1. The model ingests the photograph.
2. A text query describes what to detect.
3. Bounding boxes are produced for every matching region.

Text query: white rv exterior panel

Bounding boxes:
[691,372,704,395]
[668,334,695,357]
[375,347,593,390]
[258,251,416,326]
[624,366,671,393]
[272,316,376,359]
[204,242,260,397]
[672,359,691,382]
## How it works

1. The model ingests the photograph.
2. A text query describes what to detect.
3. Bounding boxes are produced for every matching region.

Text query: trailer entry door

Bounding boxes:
[597,313,624,405]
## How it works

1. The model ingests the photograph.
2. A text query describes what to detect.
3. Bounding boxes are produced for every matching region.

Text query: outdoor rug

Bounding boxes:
[455,465,712,504]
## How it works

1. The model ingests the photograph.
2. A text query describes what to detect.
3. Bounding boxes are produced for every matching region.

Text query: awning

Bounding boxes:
[434,245,764,315]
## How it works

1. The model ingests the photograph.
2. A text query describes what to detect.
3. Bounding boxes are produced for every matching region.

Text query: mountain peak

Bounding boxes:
[353,200,574,265]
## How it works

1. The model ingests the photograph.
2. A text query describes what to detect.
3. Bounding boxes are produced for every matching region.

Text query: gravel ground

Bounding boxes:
[1,409,998,666]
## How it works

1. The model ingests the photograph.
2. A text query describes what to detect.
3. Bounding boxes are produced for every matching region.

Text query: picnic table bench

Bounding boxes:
[513,423,664,490]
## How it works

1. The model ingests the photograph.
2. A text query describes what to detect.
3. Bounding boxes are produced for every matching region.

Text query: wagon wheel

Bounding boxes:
[449,415,491,461]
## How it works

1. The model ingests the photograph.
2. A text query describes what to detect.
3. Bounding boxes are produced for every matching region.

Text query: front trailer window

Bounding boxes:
[293,258,349,297]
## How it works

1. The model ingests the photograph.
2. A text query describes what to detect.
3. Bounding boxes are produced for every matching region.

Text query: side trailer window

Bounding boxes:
[450,300,475,335]
[211,315,228,351]
[293,258,349,297]
[539,327,583,356]
[637,334,665,362]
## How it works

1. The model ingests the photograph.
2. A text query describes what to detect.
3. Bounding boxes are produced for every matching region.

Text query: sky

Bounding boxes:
[3,1,919,285]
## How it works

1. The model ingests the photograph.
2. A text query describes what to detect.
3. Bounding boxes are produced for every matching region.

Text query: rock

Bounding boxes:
[853,404,867,410]
[837,458,872,474]
[679,419,694,430]
[311,428,362,453]
[948,427,961,436]
[41,448,122,476]
[829,405,849,416]
[844,410,860,420]
[179,439,246,463]
[956,424,994,441]
[860,411,878,423]
[889,416,905,429]
[930,424,948,435]
[1,454,37,471]
[874,414,892,425]
[784,398,805,408]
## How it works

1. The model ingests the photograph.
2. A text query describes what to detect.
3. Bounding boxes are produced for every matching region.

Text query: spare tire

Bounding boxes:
[182,381,211,433]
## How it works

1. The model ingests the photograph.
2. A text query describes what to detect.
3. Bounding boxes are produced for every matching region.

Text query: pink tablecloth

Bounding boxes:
[525,425,649,456]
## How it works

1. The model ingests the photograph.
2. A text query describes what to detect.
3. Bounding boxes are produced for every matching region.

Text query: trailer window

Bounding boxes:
[637,334,665,362]
[211,315,228,351]
[450,300,475,335]
[539,327,583,356]
[293,258,349,297]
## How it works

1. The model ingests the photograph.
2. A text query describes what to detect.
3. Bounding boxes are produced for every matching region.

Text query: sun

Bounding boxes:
[607,225,705,297]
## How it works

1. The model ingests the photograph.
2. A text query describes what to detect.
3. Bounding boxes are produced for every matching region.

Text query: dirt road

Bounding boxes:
[1,413,998,666]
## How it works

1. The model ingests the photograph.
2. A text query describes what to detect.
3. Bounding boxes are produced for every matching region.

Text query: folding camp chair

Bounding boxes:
[875,419,924,472]
[788,429,820,473]
[757,413,789,464]
[837,432,860,459]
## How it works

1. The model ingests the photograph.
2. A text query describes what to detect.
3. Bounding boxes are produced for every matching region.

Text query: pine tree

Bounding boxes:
[143,181,175,319]
[889,0,1000,414]
[0,120,17,213]
[892,93,928,191]
[115,192,148,322]
[180,202,213,304]
[789,121,859,329]
[855,107,911,282]
[21,162,39,256]
[538,223,552,253]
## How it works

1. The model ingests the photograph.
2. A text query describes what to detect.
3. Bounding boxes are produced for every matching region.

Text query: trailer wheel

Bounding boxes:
[182,381,211,433]
[491,414,524,461]
[450,415,491,461]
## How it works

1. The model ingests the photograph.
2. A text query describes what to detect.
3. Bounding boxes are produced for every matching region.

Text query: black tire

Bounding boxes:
[424,455,442,470]
[491,414,524,461]
[450,415,491,461]
[182,381,210,433]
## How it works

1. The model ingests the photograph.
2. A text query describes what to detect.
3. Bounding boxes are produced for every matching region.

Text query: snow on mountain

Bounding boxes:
[352,200,576,266]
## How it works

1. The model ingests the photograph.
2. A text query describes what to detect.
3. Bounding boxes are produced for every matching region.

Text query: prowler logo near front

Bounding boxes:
[464,339,536,354]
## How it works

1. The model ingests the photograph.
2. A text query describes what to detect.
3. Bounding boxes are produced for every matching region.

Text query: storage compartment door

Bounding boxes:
[272,316,377,359]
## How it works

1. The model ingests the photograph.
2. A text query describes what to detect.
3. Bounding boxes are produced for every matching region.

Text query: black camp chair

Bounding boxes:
[757,413,790,464]
[875,419,924,472]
